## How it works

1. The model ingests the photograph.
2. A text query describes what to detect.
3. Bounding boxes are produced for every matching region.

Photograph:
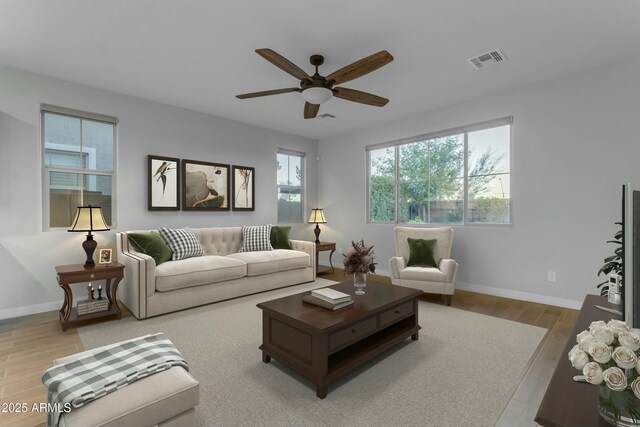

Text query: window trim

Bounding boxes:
[366,117,513,226]
[276,148,306,223]
[41,105,117,231]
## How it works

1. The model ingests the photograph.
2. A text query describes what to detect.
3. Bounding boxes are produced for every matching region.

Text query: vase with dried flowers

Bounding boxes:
[342,240,376,295]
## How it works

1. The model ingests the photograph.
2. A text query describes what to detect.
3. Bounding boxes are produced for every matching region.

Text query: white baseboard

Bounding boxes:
[0,277,583,321]
[374,268,582,309]
[456,281,583,309]
[0,301,60,321]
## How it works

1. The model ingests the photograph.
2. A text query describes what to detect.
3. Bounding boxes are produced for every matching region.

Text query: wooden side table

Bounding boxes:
[315,241,336,276]
[55,262,125,331]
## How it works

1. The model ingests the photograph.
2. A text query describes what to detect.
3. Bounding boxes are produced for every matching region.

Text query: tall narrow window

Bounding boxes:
[277,149,305,222]
[367,118,511,225]
[42,105,117,228]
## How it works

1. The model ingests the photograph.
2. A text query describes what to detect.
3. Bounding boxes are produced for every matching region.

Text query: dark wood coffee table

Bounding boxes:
[257,280,422,398]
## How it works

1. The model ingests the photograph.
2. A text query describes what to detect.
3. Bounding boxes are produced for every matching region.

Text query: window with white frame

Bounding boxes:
[277,149,305,222]
[42,104,117,228]
[367,118,511,225]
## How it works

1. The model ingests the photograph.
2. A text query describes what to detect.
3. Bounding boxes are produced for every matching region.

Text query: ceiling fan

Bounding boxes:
[236,49,394,119]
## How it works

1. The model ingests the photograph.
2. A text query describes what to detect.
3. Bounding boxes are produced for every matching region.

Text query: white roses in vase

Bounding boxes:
[568,319,640,398]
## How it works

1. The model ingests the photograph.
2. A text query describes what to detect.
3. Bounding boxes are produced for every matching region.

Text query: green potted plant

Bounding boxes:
[597,222,623,297]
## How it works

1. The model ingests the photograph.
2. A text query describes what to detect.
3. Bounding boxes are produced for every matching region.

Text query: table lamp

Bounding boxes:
[308,208,327,244]
[68,205,110,267]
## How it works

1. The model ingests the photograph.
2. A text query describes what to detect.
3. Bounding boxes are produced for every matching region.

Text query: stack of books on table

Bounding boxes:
[77,299,109,316]
[303,288,354,310]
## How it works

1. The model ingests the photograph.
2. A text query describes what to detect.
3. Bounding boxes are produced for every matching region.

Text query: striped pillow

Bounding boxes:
[158,228,204,260]
[240,225,273,252]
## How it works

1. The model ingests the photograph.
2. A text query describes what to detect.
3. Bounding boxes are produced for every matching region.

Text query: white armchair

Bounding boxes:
[389,226,459,305]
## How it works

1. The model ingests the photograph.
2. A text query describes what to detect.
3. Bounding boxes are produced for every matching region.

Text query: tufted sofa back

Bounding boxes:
[190,227,243,255]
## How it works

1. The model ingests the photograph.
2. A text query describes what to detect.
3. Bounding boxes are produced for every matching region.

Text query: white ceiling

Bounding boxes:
[1,0,639,140]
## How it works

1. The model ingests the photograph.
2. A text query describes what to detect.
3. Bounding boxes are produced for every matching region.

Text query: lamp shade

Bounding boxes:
[308,208,327,224]
[68,206,110,232]
[301,87,333,105]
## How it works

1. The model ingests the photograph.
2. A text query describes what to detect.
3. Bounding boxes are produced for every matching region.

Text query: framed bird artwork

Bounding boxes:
[148,155,180,210]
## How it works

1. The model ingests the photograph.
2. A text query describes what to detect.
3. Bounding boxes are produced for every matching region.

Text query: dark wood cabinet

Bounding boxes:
[535,294,622,427]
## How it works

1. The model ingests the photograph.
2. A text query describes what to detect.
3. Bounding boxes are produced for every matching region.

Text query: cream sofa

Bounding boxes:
[116,227,315,319]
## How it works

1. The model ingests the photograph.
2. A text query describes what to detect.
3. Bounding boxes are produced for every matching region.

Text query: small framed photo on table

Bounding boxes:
[96,246,115,265]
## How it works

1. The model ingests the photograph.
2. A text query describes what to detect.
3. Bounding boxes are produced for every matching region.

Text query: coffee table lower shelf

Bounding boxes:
[259,305,420,398]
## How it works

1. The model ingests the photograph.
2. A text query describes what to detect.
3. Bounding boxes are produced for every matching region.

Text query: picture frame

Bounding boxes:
[148,155,180,210]
[96,246,114,265]
[182,159,230,211]
[232,165,255,211]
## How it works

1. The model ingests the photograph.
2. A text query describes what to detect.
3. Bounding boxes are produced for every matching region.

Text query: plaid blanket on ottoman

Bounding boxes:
[42,332,188,427]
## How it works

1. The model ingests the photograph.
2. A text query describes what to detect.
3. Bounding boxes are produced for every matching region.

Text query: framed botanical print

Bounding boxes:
[232,165,255,211]
[182,159,230,211]
[148,155,180,210]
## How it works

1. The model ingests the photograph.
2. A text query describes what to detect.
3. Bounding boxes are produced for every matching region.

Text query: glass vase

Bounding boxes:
[598,384,640,426]
[354,272,366,295]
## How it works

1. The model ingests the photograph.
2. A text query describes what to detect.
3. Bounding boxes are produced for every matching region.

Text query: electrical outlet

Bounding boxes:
[548,271,557,282]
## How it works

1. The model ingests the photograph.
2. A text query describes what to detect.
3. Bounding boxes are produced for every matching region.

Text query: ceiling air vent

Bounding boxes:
[318,113,336,119]
[468,49,506,70]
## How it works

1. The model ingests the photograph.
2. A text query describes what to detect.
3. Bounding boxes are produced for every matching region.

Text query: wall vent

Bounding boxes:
[468,49,506,70]
[318,113,336,119]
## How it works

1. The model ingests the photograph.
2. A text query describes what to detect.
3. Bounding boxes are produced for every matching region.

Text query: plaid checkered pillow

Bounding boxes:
[240,225,273,252]
[158,228,204,260]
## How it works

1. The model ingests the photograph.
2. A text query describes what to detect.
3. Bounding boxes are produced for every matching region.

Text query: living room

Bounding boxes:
[1,1,640,426]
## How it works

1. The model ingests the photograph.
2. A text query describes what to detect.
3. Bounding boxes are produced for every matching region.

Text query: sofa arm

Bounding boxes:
[389,256,406,279]
[290,239,316,275]
[439,258,458,283]
[116,232,156,319]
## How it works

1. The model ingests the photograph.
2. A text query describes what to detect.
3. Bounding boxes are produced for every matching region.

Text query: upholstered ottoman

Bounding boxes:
[51,344,200,427]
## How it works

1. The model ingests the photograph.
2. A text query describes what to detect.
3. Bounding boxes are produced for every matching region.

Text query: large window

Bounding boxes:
[277,149,305,222]
[367,118,511,225]
[42,104,117,228]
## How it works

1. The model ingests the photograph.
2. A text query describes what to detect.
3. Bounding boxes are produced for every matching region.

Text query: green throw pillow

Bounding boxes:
[406,238,438,268]
[128,232,173,266]
[270,225,293,250]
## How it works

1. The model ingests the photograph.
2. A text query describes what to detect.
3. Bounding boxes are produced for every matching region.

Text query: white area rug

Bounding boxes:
[78,279,547,427]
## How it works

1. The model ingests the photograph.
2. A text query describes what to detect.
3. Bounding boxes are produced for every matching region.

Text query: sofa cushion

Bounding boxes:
[270,225,293,250]
[399,266,447,282]
[240,225,273,252]
[406,238,438,268]
[159,227,205,261]
[128,232,173,266]
[227,249,309,276]
[155,255,246,292]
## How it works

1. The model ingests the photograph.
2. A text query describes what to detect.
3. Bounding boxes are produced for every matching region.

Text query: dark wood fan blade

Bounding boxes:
[256,49,311,81]
[304,102,320,119]
[333,87,389,107]
[326,50,394,85]
[236,88,301,99]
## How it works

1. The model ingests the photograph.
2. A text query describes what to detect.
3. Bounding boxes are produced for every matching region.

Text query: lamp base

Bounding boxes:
[82,234,97,268]
[314,224,321,244]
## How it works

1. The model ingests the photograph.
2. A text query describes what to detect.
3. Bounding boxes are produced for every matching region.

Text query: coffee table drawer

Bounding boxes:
[380,301,414,328]
[329,316,377,352]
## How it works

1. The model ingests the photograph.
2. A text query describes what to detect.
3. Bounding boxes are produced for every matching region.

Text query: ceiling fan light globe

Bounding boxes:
[301,87,333,105]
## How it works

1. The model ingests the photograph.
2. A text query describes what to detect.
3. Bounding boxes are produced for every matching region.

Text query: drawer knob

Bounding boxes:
[395,310,399,314]
[90,274,95,279]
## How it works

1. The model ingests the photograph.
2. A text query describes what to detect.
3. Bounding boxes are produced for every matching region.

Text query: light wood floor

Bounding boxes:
[0,270,578,427]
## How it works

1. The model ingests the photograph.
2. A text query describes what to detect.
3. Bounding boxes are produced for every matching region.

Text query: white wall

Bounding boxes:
[318,57,640,309]
[0,65,318,319]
